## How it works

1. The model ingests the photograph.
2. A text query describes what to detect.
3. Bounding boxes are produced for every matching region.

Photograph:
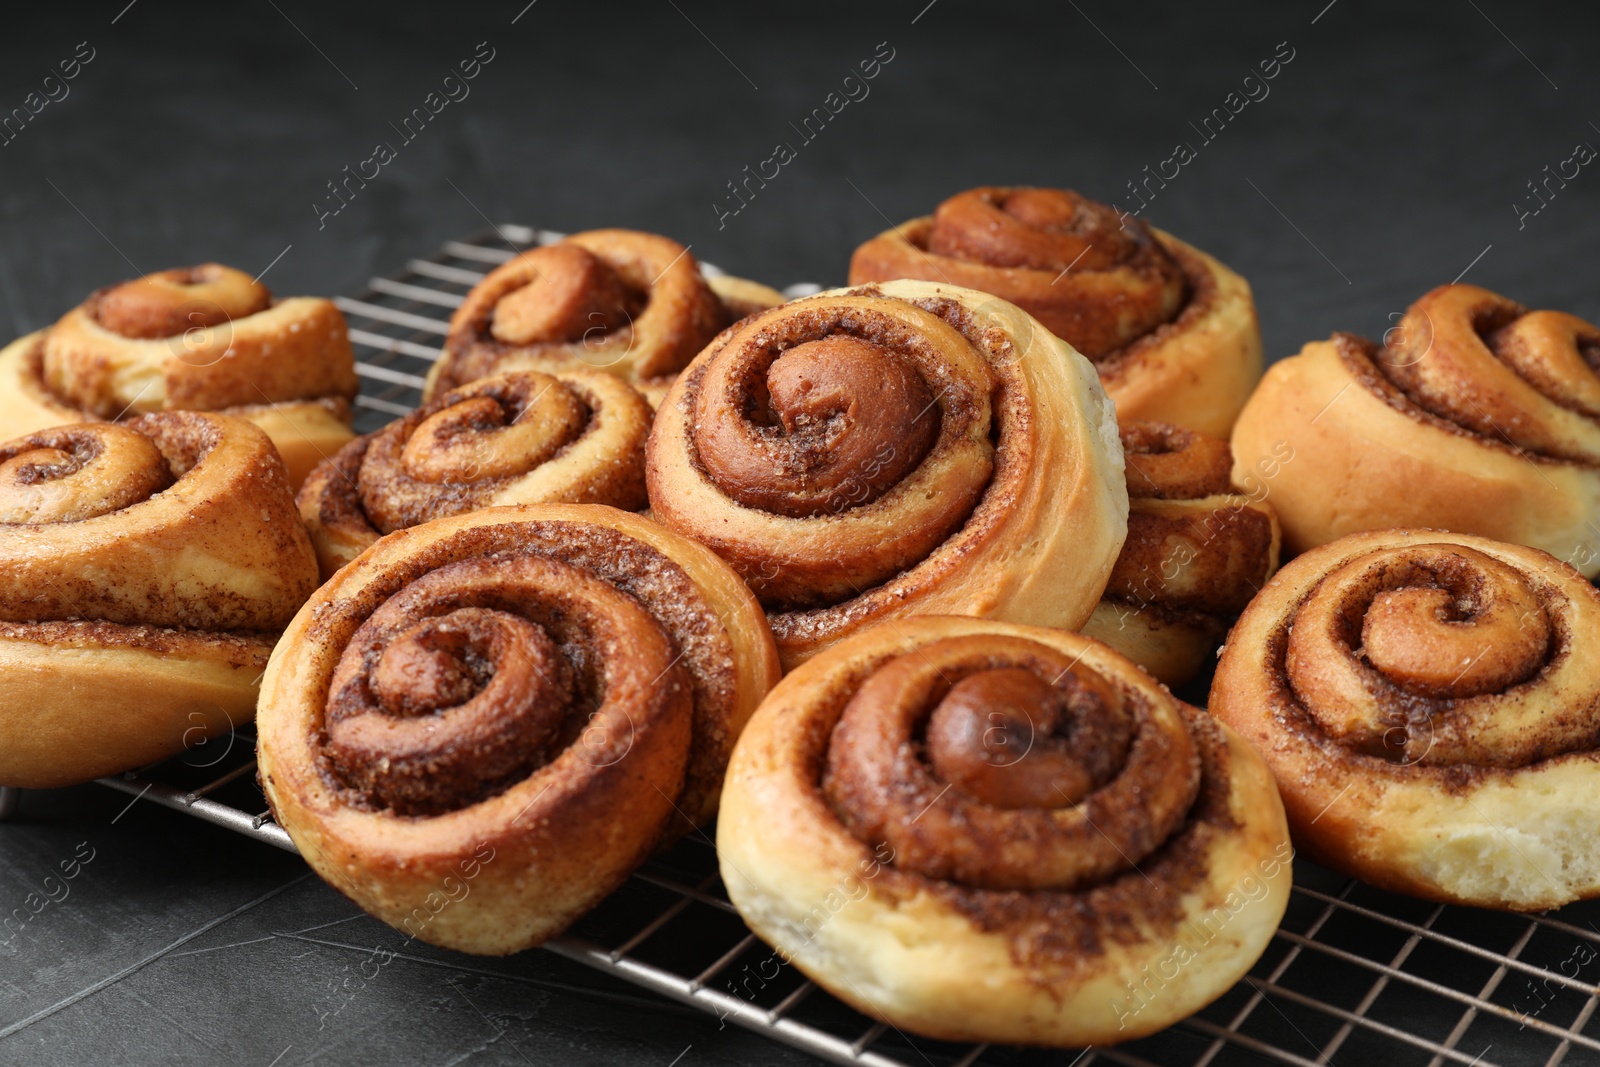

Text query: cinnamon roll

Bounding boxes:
[0,264,359,489]
[718,615,1291,1046]
[256,504,780,954]
[848,187,1262,436]
[1081,422,1280,686]
[1231,284,1600,576]
[0,413,318,788]
[425,229,783,407]
[646,279,1129,670]
[299,370,651,579]
[1212,529,1600,911]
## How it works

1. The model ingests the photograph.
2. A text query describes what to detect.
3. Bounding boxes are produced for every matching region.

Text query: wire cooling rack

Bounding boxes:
[15,225,1600,1066]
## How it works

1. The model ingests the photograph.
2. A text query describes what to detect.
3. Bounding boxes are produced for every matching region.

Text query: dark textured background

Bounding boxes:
[1,1,1597,1064]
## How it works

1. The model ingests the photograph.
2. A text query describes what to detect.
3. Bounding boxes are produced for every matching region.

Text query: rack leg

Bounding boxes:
[0,787,17,820]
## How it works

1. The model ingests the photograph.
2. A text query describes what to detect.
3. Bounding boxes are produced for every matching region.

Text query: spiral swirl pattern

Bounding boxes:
[1121,420,1234,500]
[430,229,782,403]
[322,551,690,818]
[92,264,272,339]
[1212,529,1600,910]
[299,370,651,578]
[0,262,358,489]
[824,634,1198,892]
[648,279,1129,668]
[920,187,1187,358]
[39,262,358,419]
[0,424,172,524]
[662,291,994,606]
[0,413,316,630]
[1231,284,1600,576]
[1382,284,1600,464]
[717,616,1291,1046]
[0,412,319,788]
[847,187,1263,436]
[257,505,780,954]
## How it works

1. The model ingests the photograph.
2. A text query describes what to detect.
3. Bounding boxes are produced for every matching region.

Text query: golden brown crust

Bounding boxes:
[44,264,357,416]
[298,370,652,579]
[92,263,272,338]
[863,188,1189,358]
[1211,529,1600,910]
[1083,421,1281,685]
[718,616,1291,1047]
[1231,286,1600,577]
[847,188,1262,436]
[0,261,360,491]
[256,504,780,954]
[646,279,1129,670]
[0,414,316,629]
[0,412,318,787]
[0,624,272,788]
[427,229,782,400]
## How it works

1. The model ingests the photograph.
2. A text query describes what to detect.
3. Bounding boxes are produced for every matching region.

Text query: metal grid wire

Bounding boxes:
[34,226,1600,1065]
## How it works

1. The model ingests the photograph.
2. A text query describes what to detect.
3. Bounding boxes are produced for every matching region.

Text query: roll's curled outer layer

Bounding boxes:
[1231,283,1600,577]
[425,229,784,407]
[646,279,1129,670]
[0,412,319,787]
[718,616,1291,1047]
[1212,529,1600,911]
[256,504,781,955]
[298,369,652,579]
[847,187,1262,437]
[0,264,360,489]
[1082,421,1280,686]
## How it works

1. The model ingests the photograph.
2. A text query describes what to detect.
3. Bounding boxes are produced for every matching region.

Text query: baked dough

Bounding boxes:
[646,279,1129,669]
[848,187,1262,436]
[1082,421,1280,685]
[1231,283,1600,576]
[425,229,783,407]
[0,412,318,787]
[0,264,359,489]
[1211,528,1600,910]
[257,504,780,954]
[299,369,651,578]
[718,615,1291,1046]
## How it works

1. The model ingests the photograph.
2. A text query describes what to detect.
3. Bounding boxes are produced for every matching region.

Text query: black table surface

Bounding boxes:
[1,2,1597,1064]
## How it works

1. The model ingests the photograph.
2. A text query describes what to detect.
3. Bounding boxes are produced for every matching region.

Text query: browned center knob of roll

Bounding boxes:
[0,424,174,524]
[396,381,587,484]
[368,617,492,718]
[94,264,272,339]
[928,187,1141,273]
[1355,552,1547,700]
[325,602,576,816]
[1285,543,1560,765]
[925,667,1132,809]
[490,243,637,346]
[822,635,1198,891]
[694,336,939,518]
